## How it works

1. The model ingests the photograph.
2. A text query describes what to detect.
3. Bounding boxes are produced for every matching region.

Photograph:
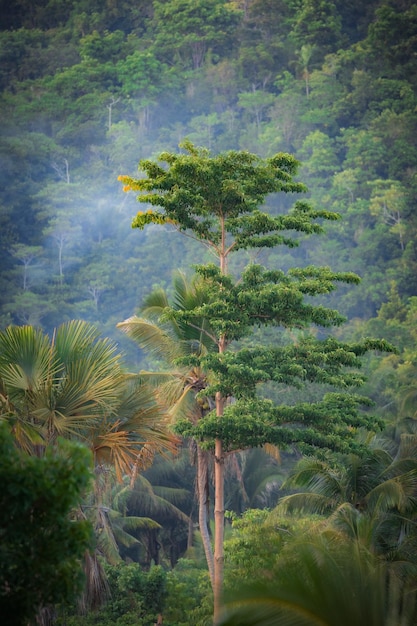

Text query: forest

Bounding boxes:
[1,0,417,624]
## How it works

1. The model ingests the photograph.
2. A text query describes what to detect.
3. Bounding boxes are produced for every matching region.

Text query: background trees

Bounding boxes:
[1,0,417,353]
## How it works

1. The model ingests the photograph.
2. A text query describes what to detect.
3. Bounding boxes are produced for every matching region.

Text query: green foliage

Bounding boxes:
[0,422,93,626]
[104,563,167,622]
[165,558,213,625]
[176,393,381,454]
[224,508,320,588]
[151,0,242,69]
[122,141,391,460]
[60,563,167,626]
[124,142,315,244]
[220,537,417,626]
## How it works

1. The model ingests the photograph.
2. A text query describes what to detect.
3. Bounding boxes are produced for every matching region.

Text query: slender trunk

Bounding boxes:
[57,236,64,286]
[213,217,227,623]
[197,445,214,586]
[213,411,224,623]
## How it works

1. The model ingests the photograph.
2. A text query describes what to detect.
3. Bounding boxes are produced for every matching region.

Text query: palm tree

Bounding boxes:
[0,320,175,464]
[224,447,285,514]
[117,271,218,584]
[118,469,192,567]
[141,447,201,565]
[0,320,177,613]
[275,432,417,574]
[0,321,121,447]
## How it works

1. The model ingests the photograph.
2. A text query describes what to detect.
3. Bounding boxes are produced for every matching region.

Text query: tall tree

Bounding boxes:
[120,140,389,621]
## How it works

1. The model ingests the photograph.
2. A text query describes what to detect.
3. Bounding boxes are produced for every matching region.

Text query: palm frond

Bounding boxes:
[367,473,417,514]
[118,316,184,362]
[141,286,170,314]
[113,514,161,532]
[78,551,110,613]
[283,457,344,501]
[106,509,160,549]
[324,502,373,544]
[0,413,45,452]
[152,485,192,507]
[127,475,190,523]
[138,370,200,420]
[54,319,101,358]
[92,420,171,482]
[277,492,333,516]
[0,325,56,396]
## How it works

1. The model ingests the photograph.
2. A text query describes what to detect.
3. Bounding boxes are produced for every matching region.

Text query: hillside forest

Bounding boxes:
[2,1,417,625]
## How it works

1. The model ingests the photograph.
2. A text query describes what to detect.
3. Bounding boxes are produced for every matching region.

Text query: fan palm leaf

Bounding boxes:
[0,321,126,445]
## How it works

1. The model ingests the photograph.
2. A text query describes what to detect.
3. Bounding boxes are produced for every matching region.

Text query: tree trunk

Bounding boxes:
[213,382,225,623]
[197,445,214,586]
[213,218,227,623]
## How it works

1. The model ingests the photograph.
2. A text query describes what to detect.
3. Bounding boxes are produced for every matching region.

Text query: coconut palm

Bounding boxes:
[117,270,218,583]
[224,447,286,514]
[140,446,201,565]
[275,432,417,574]
[117,469,192,568]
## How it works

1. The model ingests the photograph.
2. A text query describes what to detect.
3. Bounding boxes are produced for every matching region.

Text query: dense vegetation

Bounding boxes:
[2,0,417,624]
[2,0,417,350]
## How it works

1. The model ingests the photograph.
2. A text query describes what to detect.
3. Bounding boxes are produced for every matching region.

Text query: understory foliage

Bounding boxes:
[0,423,93,626]
[220,423,417,625]
[59,563,168,626]
[220,538,417,626]
[0,320,177,621]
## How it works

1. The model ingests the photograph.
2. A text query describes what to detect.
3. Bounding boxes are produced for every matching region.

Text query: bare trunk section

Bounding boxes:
[197,445,214,586]
[213,430,224,624]
[213,216,227,624]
